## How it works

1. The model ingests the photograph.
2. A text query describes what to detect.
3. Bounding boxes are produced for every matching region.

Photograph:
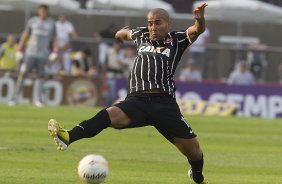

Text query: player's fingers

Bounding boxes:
[196,3,207,11]
[201,3,208,8]
[194,3,207,13]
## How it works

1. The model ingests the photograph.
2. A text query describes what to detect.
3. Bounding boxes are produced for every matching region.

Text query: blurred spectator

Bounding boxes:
[246,43,268,82]
[56,14,78,75]
[0,35,18,71]
[70,47,96,76]
[9,4,57,107]
[94,24,117,72]
[100,24,117,39]
[119,46,136,78]
[76,0,88,9]
[106,41,123,78]
[188,27,210,77]
[93,32,110,73]
[278,60,282,84]
[105,41,123,106]
[228,60,256,85]
[179,58,202,82]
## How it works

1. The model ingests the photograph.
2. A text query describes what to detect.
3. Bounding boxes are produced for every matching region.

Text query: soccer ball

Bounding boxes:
[77,154,109,184]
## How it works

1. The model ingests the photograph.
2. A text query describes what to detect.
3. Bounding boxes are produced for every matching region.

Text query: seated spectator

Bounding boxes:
[70,48,97,76]
[228,60,256,85]
[0,35,18,71]
[179,58,202,82]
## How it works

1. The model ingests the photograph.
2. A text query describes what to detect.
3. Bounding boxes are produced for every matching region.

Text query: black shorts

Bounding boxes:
[114,92,196,142]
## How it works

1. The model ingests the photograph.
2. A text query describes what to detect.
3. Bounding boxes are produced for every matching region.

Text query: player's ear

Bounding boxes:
[167,20,171,29]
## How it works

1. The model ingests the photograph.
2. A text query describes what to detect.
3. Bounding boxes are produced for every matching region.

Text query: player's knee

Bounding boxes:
[106,106,130,128]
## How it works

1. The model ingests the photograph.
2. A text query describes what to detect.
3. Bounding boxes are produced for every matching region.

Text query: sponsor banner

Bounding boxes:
[0,72,101,106]
[177,100,237,117]
[115,79,282,119]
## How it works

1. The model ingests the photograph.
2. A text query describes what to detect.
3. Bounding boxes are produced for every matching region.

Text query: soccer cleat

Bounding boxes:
[48,119,69,151]
[188,169,209,184]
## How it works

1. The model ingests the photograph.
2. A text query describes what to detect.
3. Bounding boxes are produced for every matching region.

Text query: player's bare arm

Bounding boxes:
[115,26,132,42]
[18,31,29,50]
[187,3,208,43]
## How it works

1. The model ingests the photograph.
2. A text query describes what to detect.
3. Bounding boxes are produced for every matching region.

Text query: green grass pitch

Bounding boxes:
[0,104,282,184]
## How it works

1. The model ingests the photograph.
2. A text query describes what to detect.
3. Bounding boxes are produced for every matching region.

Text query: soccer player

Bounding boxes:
[9,4,57,107]
[48,3,208,184]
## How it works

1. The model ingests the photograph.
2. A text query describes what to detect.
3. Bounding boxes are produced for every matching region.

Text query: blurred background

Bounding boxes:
[0,0,281,118]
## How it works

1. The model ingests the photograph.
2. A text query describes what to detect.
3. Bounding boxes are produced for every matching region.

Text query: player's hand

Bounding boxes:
[48,48,58,62]
[193,3,208,20]
[16,48,24,61]
[115,26,131,43]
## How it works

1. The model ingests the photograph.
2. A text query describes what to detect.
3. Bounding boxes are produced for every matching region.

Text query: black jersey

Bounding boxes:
[129,27,192,98]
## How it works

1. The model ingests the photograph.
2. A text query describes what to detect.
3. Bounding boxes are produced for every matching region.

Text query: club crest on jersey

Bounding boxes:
[138,45,170,57]
[163,36,172,44]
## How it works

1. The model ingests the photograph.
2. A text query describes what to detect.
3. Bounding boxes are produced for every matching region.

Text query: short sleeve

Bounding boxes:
[175,30,192,44]
[174,30,192,49]
[131,27,148,41]
[24,18,33,35]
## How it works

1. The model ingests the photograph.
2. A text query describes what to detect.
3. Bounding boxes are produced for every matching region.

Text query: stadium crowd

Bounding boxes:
[0,2,282,107]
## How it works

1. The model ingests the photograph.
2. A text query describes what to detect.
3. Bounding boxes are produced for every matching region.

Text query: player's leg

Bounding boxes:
[48,95,148,150]
[8,56,34,105]
[173,137,206,184]
[34,58,47,107]
[151,97,207,184]
[48,106,130,150]
[155,122,206,184]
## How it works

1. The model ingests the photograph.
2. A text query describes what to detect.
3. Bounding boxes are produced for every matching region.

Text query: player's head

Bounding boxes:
[37,4,49,19]
[147,8,171,41]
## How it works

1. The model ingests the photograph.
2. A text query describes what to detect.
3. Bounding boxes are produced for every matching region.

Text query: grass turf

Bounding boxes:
[0,104,281,184]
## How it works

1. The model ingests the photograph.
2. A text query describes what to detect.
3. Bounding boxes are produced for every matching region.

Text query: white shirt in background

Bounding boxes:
[189,28,210,53]
[179,68,202,82]
[56,20,75,47]
[228,70,256,85]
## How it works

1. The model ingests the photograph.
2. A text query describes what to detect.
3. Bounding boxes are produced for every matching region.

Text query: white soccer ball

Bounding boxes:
[77,154,109,184]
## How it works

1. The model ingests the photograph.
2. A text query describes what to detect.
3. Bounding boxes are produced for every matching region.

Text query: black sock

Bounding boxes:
[188,154,204,183]
[68,109,111,144]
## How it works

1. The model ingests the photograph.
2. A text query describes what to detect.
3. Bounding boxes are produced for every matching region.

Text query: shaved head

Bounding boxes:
[147,8,171,41]
[148,8,170,22]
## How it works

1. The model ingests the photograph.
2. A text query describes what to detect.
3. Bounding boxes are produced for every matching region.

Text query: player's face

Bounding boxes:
[147,13,170,41]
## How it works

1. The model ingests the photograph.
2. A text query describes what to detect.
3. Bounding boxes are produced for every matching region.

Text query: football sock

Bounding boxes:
[188,153,204,183]
[68,109,111,144]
